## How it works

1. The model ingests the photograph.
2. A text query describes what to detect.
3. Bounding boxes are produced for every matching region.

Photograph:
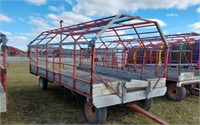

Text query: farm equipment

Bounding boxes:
[0,32,7,113]
[128,32,200,101]
[165,33,200,100]
[28,14,169,124]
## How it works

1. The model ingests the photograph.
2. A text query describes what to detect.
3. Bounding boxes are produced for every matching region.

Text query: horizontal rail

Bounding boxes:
[29,41,88,47]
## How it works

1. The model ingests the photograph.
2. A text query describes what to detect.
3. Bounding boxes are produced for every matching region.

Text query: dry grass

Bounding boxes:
[1,63,200,124]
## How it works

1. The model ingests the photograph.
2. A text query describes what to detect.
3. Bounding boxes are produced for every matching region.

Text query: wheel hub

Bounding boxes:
[87,101,96,120]
[169,88,179,96]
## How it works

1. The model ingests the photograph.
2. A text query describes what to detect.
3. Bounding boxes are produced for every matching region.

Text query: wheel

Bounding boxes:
[188,83,200,96]
[166,84,186,101]
[134,98,153,111]
[39,76,48,90]
[83,99,107,124]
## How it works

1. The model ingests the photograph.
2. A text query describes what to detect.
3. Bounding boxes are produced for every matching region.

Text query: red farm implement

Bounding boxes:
[165,33,200,100]
[0,32,7,113]
[28,14,169,124]
[128,32,200,101]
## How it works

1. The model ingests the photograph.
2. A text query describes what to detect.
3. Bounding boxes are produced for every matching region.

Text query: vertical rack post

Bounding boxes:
[36,46,39,74]
[80,48,82,65]
[45,45,48,78]
[59,20,63,83]
[73,43,76,90]
[29,46,32,72]
[53,50,55,81]
[190,50,193,69]
[90,46,95,96]
[179,50,181,74]
[2,45,7,103]
[197,40,200,69]
[141,49,146,74]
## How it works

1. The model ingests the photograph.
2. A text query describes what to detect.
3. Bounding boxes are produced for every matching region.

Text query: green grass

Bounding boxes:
[1,63,200,124]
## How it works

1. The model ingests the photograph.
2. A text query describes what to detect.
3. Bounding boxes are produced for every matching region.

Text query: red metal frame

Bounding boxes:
[144,32,199,69]
[0,33,8,104]
[28,14,168,98]
[126,32,199,82]
[127,104,169,125]
[166,33,199,68]
[1,46,7,93]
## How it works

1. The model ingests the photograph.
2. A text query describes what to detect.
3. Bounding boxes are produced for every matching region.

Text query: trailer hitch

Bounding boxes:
[127,103,169,125]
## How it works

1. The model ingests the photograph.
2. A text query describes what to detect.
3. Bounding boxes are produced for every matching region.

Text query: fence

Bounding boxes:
[3,56,29,63]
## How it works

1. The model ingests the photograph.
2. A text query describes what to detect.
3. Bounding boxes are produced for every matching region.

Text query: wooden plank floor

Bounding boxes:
[60,67,129,84]
[127,65,199,80]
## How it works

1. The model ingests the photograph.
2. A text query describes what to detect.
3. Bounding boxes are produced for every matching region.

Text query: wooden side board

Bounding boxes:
[0,86,6,112]
[92,78,166,98]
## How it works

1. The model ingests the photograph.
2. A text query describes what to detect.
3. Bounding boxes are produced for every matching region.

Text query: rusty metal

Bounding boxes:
[28,14,169,124]
[127,103,169,125]
[29,14,168,97]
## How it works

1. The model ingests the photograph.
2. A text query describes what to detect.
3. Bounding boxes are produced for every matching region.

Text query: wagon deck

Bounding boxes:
[31,64,129,97]
[127,64,200,85]
[28,14,169,124]
[32,65,128,83]
[127,64,199,77]
[31,64,166,108]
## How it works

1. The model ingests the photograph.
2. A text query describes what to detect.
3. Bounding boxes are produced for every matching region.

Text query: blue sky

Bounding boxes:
[0,0,200,50]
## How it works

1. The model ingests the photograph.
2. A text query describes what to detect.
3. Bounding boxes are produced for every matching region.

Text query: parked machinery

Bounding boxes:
[28,14,169,124]
[128,32,200,101]
[165,33,200,100]
[0,32,8,113]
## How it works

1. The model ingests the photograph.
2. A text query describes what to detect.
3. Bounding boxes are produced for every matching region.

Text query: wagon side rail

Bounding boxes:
[0,32,8,113]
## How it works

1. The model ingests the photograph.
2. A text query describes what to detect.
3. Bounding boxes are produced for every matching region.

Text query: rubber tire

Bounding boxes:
[188,83,200,96]
[39,76,48,90]
[166,84,186,101]
[83,99,107,124]
[136,98,153,111]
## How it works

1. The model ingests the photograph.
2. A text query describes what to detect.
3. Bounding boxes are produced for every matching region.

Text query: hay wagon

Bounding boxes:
[165,33,200,101]
[28,14,169,124]
[128,32,200,101]
[0,32,8,113]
